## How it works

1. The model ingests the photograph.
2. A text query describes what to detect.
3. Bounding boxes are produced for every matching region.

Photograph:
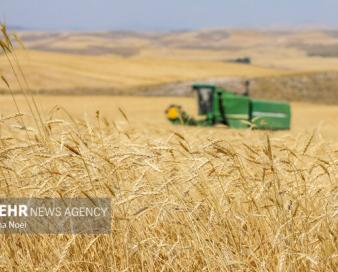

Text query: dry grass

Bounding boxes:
[1,25,337,272]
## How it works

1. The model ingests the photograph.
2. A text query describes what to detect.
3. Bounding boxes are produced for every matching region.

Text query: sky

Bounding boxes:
[1,0,338,31]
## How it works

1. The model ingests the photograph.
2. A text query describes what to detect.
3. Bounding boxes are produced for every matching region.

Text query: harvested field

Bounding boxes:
[0,50,284,94]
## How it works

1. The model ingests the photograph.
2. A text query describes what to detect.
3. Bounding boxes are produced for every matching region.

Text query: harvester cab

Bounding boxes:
[165,83,291,130]
[194,84,215,115]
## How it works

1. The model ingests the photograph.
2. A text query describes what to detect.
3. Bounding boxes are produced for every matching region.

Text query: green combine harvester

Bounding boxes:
[165,83,291,130]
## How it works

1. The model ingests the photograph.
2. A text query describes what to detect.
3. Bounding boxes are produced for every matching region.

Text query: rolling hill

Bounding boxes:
[1,29,338,102]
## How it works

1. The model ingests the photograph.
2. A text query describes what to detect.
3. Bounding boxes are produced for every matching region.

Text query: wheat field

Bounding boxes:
[0,26,337,271]
[0,93,337,271]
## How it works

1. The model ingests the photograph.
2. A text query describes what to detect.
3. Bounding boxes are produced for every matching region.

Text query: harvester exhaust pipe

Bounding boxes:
[243,80,250,97]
